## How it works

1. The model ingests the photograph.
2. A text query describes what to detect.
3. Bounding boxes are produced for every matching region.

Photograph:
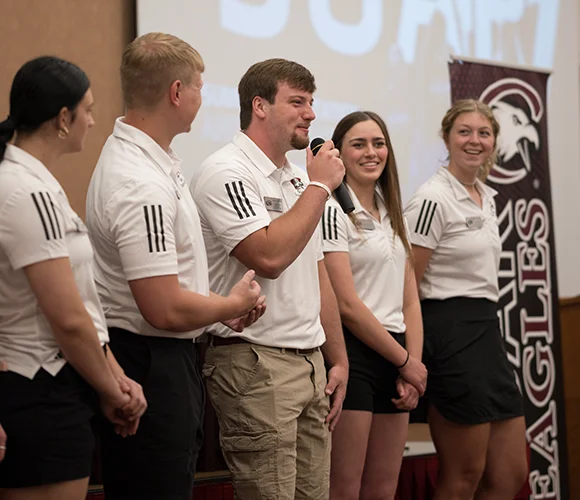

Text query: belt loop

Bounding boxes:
[280,348,286,355]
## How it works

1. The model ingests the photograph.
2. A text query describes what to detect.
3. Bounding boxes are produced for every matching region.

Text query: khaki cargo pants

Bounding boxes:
[203,343,331,500]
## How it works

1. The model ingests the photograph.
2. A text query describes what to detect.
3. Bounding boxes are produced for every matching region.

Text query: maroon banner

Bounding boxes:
[449,58,568,499]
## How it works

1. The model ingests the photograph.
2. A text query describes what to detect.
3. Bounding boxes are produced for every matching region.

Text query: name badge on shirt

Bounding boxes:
[360,217,375,231]
[465,216,483,230]
[264,196,283,212]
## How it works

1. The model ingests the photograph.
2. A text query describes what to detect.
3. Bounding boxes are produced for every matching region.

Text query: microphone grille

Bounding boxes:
[310,137,325,156]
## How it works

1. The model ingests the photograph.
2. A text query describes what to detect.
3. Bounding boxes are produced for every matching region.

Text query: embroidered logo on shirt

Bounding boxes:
[322,206,339,241]
[225,181,256,220]
[290,177,306,195]
[413,199,438,236]
[31,192,62,241]
[143,205,166,252]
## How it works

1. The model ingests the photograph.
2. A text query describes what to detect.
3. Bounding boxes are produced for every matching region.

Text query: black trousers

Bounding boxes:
[95,327,204,500]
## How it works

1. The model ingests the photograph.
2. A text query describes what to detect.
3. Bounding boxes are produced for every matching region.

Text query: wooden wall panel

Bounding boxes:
[0,0,136,219]
[559,296,580,499]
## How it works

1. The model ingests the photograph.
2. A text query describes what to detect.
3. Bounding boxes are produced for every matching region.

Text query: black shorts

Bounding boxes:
[342,325,407,414]
[414,297,524,425]
[0,364,96,488]
[95,328,205,500]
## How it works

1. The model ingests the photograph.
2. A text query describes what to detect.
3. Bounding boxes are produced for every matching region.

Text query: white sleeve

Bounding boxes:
[193,163,271,254]
[315,225,324,262]
[106,179,179,280]
[320,201,349,253]
[0,187,68,270]
[404,191,445,250]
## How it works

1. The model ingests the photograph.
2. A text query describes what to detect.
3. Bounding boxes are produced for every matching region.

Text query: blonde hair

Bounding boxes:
[121,32,204,110]
[441,99,500,180]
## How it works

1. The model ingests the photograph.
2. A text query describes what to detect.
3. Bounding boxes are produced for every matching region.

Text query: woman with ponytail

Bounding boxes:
[404,100,527,500]
[0,56,145,500]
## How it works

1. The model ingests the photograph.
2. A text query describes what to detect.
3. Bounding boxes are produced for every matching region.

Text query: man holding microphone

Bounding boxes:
[192,58,348,500]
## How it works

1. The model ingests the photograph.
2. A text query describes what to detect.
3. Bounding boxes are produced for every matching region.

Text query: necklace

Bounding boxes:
[458,179,477,187]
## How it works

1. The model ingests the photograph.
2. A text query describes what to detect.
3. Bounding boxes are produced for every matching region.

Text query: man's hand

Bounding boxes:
[227,270,263,317]
[222,296,267,332]
[392,376,419,411]
[325,363,348,431]
[306,140,345,192]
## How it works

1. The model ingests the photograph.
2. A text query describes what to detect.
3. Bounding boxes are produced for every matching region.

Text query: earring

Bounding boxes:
[58,126,69,139]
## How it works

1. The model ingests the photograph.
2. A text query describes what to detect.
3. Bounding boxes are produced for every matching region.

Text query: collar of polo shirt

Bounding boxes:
[439,166,497,201]
[345,183,388,220]
[233,131,293,180]
[3,144,62,193]
[113,118,180,177]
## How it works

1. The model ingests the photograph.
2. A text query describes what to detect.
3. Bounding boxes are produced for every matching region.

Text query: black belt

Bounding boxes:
[210,335,319,356]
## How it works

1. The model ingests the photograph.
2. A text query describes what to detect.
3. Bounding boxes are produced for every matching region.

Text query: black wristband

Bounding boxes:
[395,350,410,369]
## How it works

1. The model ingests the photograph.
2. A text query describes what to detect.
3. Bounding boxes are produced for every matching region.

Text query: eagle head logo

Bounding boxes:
[479,78,543,185]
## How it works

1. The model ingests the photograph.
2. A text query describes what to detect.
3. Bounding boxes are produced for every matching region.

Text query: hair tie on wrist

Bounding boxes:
[395,350,410,369]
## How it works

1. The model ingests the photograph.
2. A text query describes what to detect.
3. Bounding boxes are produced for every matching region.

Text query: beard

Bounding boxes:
[290,132,309,150]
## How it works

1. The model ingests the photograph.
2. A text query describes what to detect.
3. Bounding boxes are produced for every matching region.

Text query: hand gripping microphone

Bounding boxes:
[310,137,355,214]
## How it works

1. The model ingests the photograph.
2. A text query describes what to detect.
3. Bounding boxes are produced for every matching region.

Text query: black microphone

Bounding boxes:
[310,137,355,214]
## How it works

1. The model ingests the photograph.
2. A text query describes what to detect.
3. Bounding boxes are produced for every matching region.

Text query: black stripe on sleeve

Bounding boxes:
[151,205,160,252]
[419,201,433,235]
[31,193,50,240]
[47,194,62,238]
[143,205,167,253]
[225,181,256,219]
[231,182,249,218]
[414,200,427,234]
[323,206,338,241]
[413,199,438,236]
[225,183,243,219]
[158,205,166,251]
[237,181,256,216]
[424,202,438,236]
[39,192,58,240]
[143,206,153,252]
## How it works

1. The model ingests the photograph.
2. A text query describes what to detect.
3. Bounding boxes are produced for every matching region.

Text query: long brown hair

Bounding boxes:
[331,111,412,258]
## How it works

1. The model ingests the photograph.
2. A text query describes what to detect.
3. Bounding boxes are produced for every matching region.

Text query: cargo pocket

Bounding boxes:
[220,429,278,499]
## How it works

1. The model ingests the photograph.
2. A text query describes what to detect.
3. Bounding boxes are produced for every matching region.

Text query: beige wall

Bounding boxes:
[0,0,135,219]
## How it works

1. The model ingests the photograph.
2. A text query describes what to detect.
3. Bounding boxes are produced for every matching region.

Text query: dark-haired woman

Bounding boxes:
[0,56,145,500]
[321,111,426,500]
[405,99,527,500]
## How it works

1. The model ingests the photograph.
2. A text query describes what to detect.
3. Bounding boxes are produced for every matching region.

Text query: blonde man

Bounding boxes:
[86,33,265,500]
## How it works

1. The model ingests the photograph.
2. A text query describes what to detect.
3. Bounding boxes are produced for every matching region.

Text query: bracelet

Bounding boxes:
[395,350,410,369]
[308,181,332,200]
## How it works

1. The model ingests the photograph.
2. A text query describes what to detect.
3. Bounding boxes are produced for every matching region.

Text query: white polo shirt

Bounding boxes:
[0,145,109,379]
[86,118,209,339]
[404,167,500,302]
[321,186,407,334]
[191,131,325,349]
